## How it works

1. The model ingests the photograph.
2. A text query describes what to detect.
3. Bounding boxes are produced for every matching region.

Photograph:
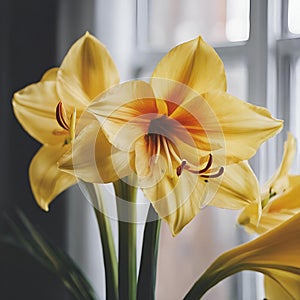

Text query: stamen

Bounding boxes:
[200,166,224,179]
[145,134,224,180]
[167,139,183,164]
[199,154,213,173]
[162,136,173,174]
[56,101,69,130]
[69,108,76,143]
[146,135,151,155]
[186,154,213,174]
[154,135,161,164]
[176,160,187,176]
[176,153,223,180]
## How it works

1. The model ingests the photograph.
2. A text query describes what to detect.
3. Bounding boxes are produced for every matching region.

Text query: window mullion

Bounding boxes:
[215,44,247,64]
[241,1,268,299]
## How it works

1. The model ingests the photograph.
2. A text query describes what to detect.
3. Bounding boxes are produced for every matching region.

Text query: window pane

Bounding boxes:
[290,58,300,172]
[147,0,250,49]
[288,0,300,34]
[225,62,248,100]
[226,0,250,42]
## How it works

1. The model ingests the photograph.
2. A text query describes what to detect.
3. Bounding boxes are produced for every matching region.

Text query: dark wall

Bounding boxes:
[0,0,71,299]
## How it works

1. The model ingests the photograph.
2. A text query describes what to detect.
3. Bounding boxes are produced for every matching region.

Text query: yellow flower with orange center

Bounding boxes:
[12,32,119,210]
[239,132,300,234]
[60,37,283,235]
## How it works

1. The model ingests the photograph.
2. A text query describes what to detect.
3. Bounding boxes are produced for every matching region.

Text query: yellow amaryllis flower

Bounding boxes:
[238,133,300,299]
[13,32,119,210]
[60,37,282,235]
[238,132,300,234]
[184,212,300,300]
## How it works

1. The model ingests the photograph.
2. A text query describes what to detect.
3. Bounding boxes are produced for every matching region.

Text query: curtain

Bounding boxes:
[0,0,94,298]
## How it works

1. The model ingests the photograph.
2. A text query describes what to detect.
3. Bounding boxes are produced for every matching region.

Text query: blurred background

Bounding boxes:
[1,0,300,299]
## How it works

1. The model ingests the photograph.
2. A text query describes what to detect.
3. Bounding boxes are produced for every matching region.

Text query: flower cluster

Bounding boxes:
[12,32,300,299]
[13,32,282,233]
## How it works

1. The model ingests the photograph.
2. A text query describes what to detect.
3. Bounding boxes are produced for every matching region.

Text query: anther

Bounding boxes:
[56,101,69,130]
[176,153,224,180]
[186,154,213,175]
[176,160,187,176]
[199,154,212,173]
[200,166,224,179]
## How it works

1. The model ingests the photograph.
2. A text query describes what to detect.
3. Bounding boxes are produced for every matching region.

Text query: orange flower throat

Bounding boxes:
[146,116,224,180]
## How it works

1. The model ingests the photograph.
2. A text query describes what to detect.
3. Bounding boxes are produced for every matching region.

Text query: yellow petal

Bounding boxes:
[224,212,300,274]
[209,162,261,213]
[268,179,300,212]
[143,171,206,236]
[29,145,76,211]
[288,174,300,188]
[169,87,224,152]
[57,32,119,111]
[247,183,300,234]
[134,136,213,235]
[13,80,66,145]
[151,37,226,97]
[59,118,133,183]
[151,77,200,115]
[239,175,300,234]
[41,67,59,81]
[186,213,300,298]
[264,271,299,300]
[134,136,170,187]
[201,91,283,163]
[239,134,300,234]
[264,132,296,194]
[239,208,292,234]
[88,80,157,152]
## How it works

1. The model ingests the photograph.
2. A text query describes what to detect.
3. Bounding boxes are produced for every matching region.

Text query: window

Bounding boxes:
[141,0,250,49]
[288,0,300,34]
[66,1,300,299]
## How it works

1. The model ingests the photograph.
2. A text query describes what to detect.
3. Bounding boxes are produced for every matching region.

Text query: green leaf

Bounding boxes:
[82,181,118,300]
[1,209,97,300]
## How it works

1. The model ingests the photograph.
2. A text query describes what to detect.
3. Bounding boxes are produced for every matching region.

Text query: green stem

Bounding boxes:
[137,204,161,300]
[94,208,118,300]
[83,182,118,300]
[113,177,138,300]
